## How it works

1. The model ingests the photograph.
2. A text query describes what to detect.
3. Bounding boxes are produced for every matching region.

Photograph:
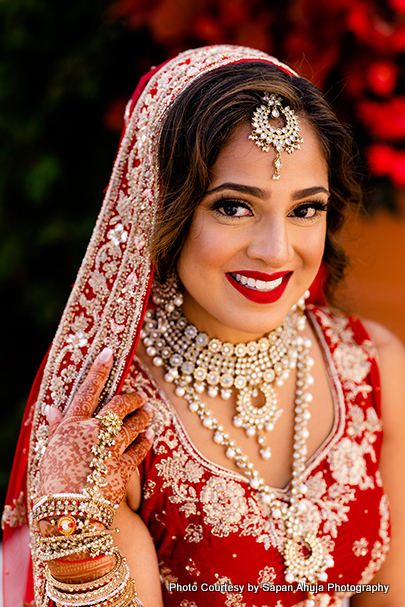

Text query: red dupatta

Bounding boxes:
[2,45,304,607]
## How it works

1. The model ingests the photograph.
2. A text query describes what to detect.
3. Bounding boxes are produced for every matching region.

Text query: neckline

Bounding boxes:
[135,307,346,494]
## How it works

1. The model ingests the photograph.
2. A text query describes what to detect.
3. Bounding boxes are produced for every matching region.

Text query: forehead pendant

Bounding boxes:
[249,94,303,180]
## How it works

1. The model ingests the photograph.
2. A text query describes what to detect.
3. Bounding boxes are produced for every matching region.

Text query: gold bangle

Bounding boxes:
[46,548,123,592]
[52,578,143,607]
[47,566,129,605]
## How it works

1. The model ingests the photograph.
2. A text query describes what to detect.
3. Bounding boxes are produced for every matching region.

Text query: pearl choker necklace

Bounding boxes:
[141,297,334,597]
[142,294,307,459]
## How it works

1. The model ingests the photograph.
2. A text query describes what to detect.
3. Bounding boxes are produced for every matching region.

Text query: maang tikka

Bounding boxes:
[249,93,303,180]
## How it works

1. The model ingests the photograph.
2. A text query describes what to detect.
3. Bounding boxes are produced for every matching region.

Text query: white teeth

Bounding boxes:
[233,273,284,292]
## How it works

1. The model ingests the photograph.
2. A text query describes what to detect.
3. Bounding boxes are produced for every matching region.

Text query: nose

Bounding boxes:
[246,216,294,269]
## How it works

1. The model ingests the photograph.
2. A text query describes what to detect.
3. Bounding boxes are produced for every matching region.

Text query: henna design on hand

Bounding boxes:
[39,348,154,506]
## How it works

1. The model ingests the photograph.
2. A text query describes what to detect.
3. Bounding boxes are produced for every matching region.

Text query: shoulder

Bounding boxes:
[362,318,405,430]
[362,318,405,365]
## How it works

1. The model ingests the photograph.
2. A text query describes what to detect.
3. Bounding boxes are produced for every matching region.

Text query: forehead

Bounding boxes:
[209,121,329,195]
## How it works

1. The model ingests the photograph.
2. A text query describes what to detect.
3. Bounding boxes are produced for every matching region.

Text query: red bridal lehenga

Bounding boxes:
[122,305,390,607]
[2,45,390,607]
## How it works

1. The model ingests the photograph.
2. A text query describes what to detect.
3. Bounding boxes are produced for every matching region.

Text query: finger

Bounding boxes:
[119,428,154,470]
[67,347,113,418]
[45,405,63,439]
[99,391,145,420]
[114,405,153,453]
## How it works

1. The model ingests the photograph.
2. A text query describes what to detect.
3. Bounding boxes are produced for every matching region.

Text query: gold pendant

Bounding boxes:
[283,533,333,584]
[233,383,283,459]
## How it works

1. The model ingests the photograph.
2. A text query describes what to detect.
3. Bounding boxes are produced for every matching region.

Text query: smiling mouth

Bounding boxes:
[230,272,284,292]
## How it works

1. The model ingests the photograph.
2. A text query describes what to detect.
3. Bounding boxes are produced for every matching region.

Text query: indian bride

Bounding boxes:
[3,45,404,607]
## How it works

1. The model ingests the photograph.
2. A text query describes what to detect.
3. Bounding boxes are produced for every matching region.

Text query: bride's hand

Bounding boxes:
[38,347,153,506]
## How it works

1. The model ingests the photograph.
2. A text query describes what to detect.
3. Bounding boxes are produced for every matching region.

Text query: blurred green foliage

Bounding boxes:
[0,0,165,511]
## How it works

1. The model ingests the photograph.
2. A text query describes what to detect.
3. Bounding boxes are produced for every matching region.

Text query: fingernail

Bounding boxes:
[145,428,154,440]
[99,347,113,364]
[142,403,153,413]
[137,388,149,400]
[45,405,63,424]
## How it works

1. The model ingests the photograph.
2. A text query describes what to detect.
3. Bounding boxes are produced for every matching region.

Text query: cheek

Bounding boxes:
[297,221,327,268]
[178,221,234,275]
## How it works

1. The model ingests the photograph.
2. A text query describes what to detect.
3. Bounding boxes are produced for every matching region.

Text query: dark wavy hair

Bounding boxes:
[152,61,363,305]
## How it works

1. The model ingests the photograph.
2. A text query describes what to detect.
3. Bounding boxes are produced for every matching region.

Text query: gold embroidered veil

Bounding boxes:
[3,45,298,607]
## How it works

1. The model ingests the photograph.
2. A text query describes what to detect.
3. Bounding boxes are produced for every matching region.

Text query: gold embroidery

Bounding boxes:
[375,470,383,487]
[216,576,246,607]
[313,308,375,403]
[302,472,355,540]
[201,478,248,537]
[180,602,198,607]
[353,537,369,557]
[143,479,156,499]
[239,496,281,550]
[257,566,276,585]
[333,342,371,383]
[155,438,205,517]
[184,523,204,543]
[328,396,382,492]
[358,494,390,582]
[159,560,178,591]
[347,404,382,441]
[329,438,375,490]
[185,558,201,576]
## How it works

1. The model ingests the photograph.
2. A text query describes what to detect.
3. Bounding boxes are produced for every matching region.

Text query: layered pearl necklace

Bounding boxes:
[142,296,306,460]
[141,296,334,597]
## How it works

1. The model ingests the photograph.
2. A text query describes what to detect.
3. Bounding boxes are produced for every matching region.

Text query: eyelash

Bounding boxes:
[211,198,329,220]
[288,200,330,220]
[211,198,252,218]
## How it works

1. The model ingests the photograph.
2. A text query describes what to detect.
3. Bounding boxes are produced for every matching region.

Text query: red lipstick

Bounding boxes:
[226,271,292,304]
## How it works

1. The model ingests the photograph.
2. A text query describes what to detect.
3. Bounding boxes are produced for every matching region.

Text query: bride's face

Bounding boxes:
[177,120,329,343]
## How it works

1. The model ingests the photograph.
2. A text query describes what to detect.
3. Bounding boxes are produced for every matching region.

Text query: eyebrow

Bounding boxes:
[206,182,330,200]
[291,186,330,200]
[207,183,267,198]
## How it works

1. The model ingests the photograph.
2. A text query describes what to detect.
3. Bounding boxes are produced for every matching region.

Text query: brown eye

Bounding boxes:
[222,203,241,216]
[288,201,328,220]
[214,200,253,218]
[293,205,316,218]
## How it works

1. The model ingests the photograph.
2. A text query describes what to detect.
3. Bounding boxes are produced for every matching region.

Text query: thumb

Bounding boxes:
[45,405,63,439]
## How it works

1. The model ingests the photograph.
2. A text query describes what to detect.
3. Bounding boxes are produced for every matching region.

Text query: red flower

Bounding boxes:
[367,145,405,187]
[346,2,405,53]
[357,98,405,140]
[367,60,398,97]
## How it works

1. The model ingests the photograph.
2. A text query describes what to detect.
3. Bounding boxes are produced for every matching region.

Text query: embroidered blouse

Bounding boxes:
[122,306,390,607]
